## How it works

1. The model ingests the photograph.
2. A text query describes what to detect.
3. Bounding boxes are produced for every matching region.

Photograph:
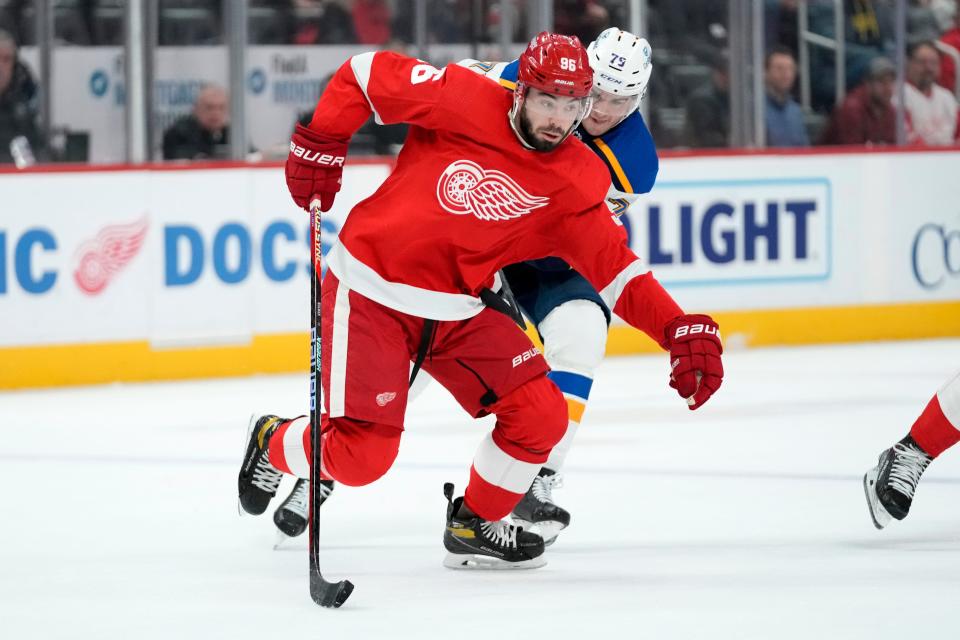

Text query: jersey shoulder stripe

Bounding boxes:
[582,110,658,195]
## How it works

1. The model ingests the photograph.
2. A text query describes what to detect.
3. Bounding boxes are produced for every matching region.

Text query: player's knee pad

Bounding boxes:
[492,374,568,458]
[323,417,402,486]
[538,299,608,376]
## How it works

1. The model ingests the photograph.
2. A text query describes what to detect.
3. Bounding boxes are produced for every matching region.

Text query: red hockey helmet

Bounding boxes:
[517,32,594,98]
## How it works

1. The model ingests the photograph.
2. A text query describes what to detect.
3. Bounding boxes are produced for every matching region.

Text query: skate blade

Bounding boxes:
[237,414,259,518]
[443,552,547,570]
[512,519,565,547]
[863,468,892,530]
[273,530,291,550]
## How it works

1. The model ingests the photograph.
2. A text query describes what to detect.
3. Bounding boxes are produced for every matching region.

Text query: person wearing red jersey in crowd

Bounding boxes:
[820,56,897,146]
[865,370,960,529]
[236,33,724,570]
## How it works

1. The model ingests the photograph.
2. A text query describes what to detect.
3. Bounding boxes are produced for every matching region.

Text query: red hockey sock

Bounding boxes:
[267,416,334,481]
[910,395,960,458]
[463,376,567,520]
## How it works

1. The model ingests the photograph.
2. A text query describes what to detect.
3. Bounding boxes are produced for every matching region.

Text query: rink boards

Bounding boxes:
[1,149,958,389]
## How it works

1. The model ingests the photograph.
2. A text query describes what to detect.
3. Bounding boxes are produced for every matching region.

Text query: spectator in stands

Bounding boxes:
[684,54,730,148]
[0,29,45,165]
[807,0,894,111]
[820,56,897,145]
[651,0,728,61]
[902,41,960,144]
[909,0,943,44]
[764,46,809,147]
[937,0,960,94]
[288,0,355,45]
[765,0,800,60]
[162,84,232,160]
[554,0,610,44]
[352,0,391,44]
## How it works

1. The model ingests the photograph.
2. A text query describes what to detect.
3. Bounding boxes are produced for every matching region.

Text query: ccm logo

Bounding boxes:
[512,346,542,367]
[674,324,720,340]
[290,142,345,167]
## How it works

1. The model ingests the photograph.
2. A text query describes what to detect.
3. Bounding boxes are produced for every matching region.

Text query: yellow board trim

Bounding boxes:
[593,138,633,194]
[2,301,959,390]
[0,333,309,390]
[525,300,960,355]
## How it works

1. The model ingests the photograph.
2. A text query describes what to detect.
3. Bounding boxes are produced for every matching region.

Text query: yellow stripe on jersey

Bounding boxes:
[566,397,586,423]
[593,138,634,194]
[498,78,517,90]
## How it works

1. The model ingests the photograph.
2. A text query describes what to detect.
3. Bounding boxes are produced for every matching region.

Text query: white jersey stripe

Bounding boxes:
[329,281,351,417]
[598,259,647,310]
[471,432,541,494]
[350,52,384,125]
[326,240,487,321]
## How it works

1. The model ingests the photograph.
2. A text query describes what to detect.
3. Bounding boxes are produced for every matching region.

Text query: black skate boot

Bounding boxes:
[273,478,335,543]
[442,483,546,570]
[863,435,933,530]
[511,468,570,546]
[237,414,285,516]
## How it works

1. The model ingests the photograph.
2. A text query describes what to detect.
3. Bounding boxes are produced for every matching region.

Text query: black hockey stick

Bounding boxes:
[309,200,354,608]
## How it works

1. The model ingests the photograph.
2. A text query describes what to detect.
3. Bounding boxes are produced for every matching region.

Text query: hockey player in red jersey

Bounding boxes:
[237,33,724,569]
[864,370,960,529]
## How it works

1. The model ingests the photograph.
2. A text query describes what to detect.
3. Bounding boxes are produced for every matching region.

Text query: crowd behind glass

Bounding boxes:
[1,0,958,165]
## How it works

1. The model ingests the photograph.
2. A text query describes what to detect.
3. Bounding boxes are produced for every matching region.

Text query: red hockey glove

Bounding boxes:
[664,314,723,410]
[285,123,348,212]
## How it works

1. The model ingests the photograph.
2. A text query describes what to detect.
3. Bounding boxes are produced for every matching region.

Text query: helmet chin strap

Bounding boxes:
[508,86,537,150]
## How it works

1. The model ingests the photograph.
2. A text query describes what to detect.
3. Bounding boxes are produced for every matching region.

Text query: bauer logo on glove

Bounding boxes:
[664,314,724,410]
[289,141,345,168]
[285,123,349,213]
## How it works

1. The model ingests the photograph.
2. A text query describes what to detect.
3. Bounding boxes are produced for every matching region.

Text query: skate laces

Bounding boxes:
[283,480,310,516]
[531,472,563,504]
[251,457,283,495]
[481,520,519,549]
[888,442,932,499]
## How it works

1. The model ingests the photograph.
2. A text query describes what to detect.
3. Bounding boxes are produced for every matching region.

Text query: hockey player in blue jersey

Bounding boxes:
[459,27,658,545]
[270,28,662,547]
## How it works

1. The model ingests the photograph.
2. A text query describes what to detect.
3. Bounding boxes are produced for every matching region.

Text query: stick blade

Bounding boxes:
[309,573,355,608]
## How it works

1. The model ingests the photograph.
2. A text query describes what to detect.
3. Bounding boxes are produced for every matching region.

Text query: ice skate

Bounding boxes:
[272,478,334,548]
[511,468,570,546]
[237,414,285,516]
[442,483,546,570]
[863,435,933,530]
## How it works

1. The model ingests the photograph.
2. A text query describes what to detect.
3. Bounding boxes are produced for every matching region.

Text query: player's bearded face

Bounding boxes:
[518,88,587,151]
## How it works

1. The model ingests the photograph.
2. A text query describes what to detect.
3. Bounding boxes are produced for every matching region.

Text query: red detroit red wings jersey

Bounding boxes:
[312,51,681,347]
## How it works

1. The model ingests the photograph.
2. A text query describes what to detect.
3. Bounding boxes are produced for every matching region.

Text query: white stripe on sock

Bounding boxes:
[282,416,311,479]
[472,432,541,494]
[937,369,960,428]
[545,420,579,471]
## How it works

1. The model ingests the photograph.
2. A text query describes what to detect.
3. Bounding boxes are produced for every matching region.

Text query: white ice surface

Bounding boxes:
[2,339,959,640]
